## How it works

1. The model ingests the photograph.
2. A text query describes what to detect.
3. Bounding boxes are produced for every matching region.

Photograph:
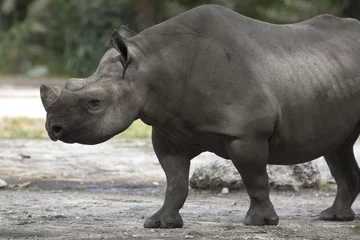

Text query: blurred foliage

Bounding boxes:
[0,0,357,77]
[0,0,137,77]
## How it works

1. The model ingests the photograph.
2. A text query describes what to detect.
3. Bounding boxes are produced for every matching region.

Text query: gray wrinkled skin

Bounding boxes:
[40,5,360,227]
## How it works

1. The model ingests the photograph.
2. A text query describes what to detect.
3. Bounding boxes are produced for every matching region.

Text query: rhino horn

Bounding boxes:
[40,85,62,111]
[65,78,86,91]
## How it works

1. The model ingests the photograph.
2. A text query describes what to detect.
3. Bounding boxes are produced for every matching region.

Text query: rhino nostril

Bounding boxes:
[50,124,64,139]
[53,126,62,133]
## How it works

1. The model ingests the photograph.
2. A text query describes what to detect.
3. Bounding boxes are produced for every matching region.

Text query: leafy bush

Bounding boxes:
[0,0,137,77]
[0,0,354,77]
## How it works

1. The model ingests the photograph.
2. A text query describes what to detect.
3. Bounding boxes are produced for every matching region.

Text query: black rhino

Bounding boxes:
[40,5,360,227]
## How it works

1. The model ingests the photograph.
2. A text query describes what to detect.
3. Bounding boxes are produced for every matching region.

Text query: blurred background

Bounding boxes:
[0,0,359,78]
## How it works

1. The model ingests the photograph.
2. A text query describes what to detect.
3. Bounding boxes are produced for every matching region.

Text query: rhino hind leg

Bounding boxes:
[144,128,201,228]
[320,124,360,221]
[226,137,279,226]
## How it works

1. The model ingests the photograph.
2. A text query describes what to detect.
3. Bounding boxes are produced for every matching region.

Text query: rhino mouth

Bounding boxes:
[48,133,60,142]
[46,119,112,145]
[60,137,76,144]
[45,121,83,143]
[47,129,76,143]
[58,128,85,144]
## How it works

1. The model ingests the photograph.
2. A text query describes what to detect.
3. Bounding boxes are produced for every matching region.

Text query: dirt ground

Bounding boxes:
[1,189,360,240]
[1,140,360,240]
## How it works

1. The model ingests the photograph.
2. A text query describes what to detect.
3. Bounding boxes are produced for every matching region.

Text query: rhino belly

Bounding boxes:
[268,96,360,165]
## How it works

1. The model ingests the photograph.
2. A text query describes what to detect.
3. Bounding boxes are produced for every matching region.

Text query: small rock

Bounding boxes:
[16,220,35,225]
[190,159,320,191]
[0,179,7,188]
[19,154,31,159]
[184,235,194,239]
[221,187,229,195]
[189,160,243,189]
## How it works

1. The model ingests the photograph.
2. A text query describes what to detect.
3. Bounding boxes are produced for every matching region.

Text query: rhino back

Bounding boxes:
[136,5,360,163]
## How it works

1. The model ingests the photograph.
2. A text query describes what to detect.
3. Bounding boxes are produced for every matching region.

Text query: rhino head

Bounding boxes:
[40,27,143,144]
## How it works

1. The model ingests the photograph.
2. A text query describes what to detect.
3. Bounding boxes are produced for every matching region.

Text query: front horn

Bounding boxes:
[40,85,62,111]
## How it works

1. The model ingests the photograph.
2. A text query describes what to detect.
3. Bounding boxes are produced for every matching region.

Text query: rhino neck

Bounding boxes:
[130,35,190,129]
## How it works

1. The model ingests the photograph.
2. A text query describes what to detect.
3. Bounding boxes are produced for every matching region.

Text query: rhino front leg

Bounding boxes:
[226,138,279,226]
[144,128,200,228]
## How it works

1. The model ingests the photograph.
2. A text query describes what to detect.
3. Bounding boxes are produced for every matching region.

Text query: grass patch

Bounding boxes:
[0,117,151,139]
[0,117,47,139]
[117,120,152,138]
[316,182,336,192]
[354,224,360,230]
[353,223,360,234]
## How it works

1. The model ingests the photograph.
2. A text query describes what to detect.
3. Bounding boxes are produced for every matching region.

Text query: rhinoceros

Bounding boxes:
[40,4,360,227]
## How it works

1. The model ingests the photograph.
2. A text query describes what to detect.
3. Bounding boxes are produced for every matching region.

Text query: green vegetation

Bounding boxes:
[354,223,360,234]
[316,182,336,192]
[0,117,151,139]
[0,0,358,77]
[0,0,137,77]
[0,117,47,139]
[119,120,152,138]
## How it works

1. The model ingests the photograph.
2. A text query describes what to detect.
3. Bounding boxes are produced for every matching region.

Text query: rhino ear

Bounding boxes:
[108,29,131,79]
[118,25,136,39]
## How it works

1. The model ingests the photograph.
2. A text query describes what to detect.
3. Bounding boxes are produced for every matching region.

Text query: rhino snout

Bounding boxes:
[48,123,65,141]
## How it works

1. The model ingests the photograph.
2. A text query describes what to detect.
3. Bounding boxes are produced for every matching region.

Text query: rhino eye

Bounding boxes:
[88,99,101,108]
[88,99,101,110]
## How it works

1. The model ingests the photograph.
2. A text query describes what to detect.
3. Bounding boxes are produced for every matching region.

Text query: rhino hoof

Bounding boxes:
[143,212,183,228]
[319,206,355,221]
[244,213,279,226]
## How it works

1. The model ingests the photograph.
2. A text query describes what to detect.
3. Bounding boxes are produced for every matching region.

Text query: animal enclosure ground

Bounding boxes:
[1,189,360,240]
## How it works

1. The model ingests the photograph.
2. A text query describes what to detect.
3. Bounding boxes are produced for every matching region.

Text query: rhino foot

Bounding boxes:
[244,205,279,226]
[319,206,355,221]
[244,213,279,226]
[143,211,183,228]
